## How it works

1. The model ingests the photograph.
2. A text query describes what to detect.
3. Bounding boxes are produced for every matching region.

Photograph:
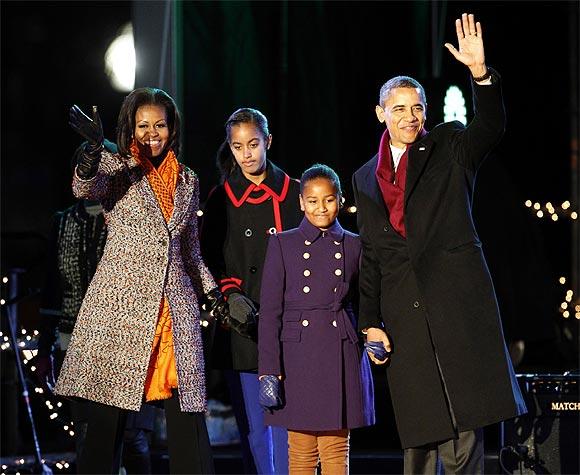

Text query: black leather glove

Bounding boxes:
[364,341,391,361]
[227,292,257,334]
[258,375,283,411]
[205,287,229,323]
[69,105,104,179]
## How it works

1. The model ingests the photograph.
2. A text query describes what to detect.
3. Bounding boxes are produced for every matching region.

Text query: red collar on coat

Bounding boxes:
[224,160,292,232]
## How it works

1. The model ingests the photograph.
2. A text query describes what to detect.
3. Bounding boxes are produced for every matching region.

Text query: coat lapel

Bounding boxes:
[361,155,388,218]
[405,138,435,206]
[124,156,169,230]
[168,167,194,232]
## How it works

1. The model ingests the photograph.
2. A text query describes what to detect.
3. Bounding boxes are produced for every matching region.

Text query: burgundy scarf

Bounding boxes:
[375,128,426,238]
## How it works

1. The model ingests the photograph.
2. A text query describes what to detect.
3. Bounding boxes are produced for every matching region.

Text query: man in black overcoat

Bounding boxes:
[352,13,527,474]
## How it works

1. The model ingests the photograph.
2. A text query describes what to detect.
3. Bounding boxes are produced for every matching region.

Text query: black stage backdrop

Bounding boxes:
[178,0,576,363]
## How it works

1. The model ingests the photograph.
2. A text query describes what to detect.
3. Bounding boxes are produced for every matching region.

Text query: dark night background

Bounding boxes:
[1,0,579,469]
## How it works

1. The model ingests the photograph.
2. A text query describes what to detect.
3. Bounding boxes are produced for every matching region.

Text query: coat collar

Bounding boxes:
[122,154,192,233]
[358,155,388,217]
[405,135,434,206]
[225,160,289,203]
[298,216,345,243]
[358,131,435,213]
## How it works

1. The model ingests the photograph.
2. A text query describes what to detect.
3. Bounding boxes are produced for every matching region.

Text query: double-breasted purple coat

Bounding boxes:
[258,217,375,431]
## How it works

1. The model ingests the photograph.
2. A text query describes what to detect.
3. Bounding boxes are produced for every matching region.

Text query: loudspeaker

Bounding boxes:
[500,373,579,474]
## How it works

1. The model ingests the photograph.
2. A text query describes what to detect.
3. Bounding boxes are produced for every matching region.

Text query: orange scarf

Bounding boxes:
[131,141,181,401]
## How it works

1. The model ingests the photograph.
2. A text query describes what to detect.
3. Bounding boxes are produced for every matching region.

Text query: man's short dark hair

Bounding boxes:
[379,76,427,108]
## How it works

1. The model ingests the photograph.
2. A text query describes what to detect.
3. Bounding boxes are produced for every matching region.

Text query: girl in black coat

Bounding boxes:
[201,108,302,474]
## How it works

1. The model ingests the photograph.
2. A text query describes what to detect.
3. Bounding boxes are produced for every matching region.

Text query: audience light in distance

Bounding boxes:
[443,85,467,125]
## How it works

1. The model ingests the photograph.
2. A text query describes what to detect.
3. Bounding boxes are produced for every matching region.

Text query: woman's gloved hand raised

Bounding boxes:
[69,105,104,179]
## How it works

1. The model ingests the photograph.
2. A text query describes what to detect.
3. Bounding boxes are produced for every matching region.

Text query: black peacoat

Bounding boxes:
[352,69,527,449]
[201,160,302,370]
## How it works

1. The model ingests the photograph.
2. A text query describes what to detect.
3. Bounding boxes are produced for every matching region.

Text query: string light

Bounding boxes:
[556,278,579,320]
[525,199,577,221]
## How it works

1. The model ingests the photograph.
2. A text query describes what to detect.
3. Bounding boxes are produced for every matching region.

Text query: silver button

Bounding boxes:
[332,320,337,327]
[333,287,337,292]
[335,252,342,259]
[334,269,342,276]
[304,240,311,246]
[413,301,420,308]
[334,241,340,245]
[268,227,277,235]
[303,252,310,259]
[302,319,309,327]
[303,269,311,277]
[245,229,253,237]
[303,286,310,293]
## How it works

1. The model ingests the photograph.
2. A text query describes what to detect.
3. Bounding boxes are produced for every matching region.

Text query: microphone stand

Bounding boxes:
[3,268,52,475]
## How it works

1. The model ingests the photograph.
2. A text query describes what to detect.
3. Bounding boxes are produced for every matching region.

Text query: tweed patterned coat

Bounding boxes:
[55,149,216,413]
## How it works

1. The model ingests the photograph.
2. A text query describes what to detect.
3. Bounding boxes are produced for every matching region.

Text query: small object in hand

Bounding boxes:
[364,341,390,361]
[258,375,283,410]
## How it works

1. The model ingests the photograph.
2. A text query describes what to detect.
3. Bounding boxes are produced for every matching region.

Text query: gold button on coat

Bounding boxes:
[302,320,309,327]
[334,269,342,276]
[335,252,342,259]
[303,252,310,259]
[303,286,310,293]
[303,269,311,277]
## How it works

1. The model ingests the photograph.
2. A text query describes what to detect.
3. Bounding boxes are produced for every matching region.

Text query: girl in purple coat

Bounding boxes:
[258,164,375,474]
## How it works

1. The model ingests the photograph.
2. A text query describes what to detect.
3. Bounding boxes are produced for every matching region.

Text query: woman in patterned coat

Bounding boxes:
[55,88,227,474]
